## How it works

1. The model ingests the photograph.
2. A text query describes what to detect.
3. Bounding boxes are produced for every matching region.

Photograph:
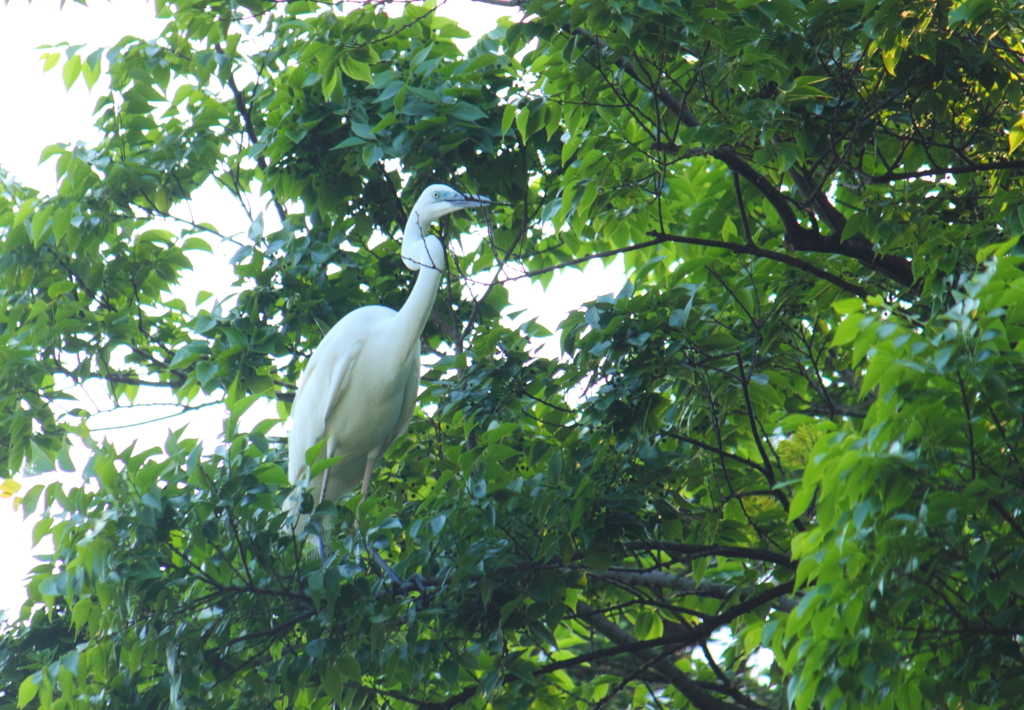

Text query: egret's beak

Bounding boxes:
[450,193,492,209]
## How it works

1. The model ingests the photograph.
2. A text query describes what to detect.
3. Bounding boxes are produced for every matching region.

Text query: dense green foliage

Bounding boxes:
[2,0,1024,708]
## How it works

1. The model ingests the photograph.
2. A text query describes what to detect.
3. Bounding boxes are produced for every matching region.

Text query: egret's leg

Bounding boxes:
[318,468,331,508]
[315,439,335,566]
[355,448,408,586]
[319,436,335,505]
[316,471,330,564]
[360,448,381,498]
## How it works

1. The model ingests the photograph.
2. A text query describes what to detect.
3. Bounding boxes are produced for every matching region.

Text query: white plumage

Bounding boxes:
[284,184,491,541]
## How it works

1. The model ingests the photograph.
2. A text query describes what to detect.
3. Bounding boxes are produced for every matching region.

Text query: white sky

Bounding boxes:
[0,0,622,619]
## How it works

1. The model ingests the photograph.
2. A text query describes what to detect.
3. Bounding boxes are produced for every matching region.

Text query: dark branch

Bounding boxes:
[511,231,866,297]
[646,230,869,298]
[104,371,187,389]
[219,50,288,224]
[662,431,772,478]
[621,541,795,569]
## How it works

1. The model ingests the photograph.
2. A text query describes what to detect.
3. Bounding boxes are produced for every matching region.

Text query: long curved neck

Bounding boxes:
[392,218,444,358]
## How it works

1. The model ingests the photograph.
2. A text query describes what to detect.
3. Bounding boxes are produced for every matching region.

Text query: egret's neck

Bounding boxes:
[394,218,444,358]
[400,213,441,271]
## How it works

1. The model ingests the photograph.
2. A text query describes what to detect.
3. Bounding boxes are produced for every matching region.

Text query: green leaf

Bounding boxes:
[634,610,664,640]
[362,143,384,167]
[335,655,361,680]
[32,517,53,546]
[72,598,94,632]
[82,47,104,89]
[61,54,82,89]
[340,56,373,83]
[451,103,487,122]
[515,106,530,140]
[47,280,75,298]
[182,237,212,252]
[321,67,340,100]
[832,314,866,346]
[18,675,38,708]
[949,0,993,25]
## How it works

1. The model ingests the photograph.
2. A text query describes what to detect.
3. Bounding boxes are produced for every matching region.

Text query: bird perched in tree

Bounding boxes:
[284,184,491,551]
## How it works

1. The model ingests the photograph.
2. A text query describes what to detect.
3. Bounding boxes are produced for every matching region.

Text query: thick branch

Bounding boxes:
[646,230,869,298]
[710,148,913,286]
[508,231,866,297]
[788,165,848,241]
[621,541,794,569]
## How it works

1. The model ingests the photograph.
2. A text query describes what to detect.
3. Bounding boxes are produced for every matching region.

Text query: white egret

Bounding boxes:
[284,184,491,554]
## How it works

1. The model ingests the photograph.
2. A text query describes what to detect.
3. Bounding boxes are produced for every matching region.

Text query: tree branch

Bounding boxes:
[573,601,773,710]
[219,50,288,224]
[573,29,915,286]
[509,230,866,297]
[621,541,795,569]
[646,230,869,298]
[104,371,187,389]
[506,238,665,281]
[662,430,772,476]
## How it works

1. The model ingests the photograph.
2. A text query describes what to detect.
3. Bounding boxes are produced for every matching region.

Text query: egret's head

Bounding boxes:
[403,184,491,271]
[412,184,492,225]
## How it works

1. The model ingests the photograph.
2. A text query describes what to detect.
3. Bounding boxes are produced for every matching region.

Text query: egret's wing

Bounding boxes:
[287,329,366,486]
[385,345,421,452]
[374,344,421,458]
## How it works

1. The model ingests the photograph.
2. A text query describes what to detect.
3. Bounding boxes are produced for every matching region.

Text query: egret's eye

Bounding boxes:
[433,191,440,199]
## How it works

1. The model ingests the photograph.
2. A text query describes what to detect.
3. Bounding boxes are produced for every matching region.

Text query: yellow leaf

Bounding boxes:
[881,47,899,76]
[0,478,21,499]
[1009,115,1024,155]
[778,425,822,469]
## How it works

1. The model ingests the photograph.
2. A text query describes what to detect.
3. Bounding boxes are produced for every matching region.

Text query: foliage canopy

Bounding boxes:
[2,0,1024,709]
